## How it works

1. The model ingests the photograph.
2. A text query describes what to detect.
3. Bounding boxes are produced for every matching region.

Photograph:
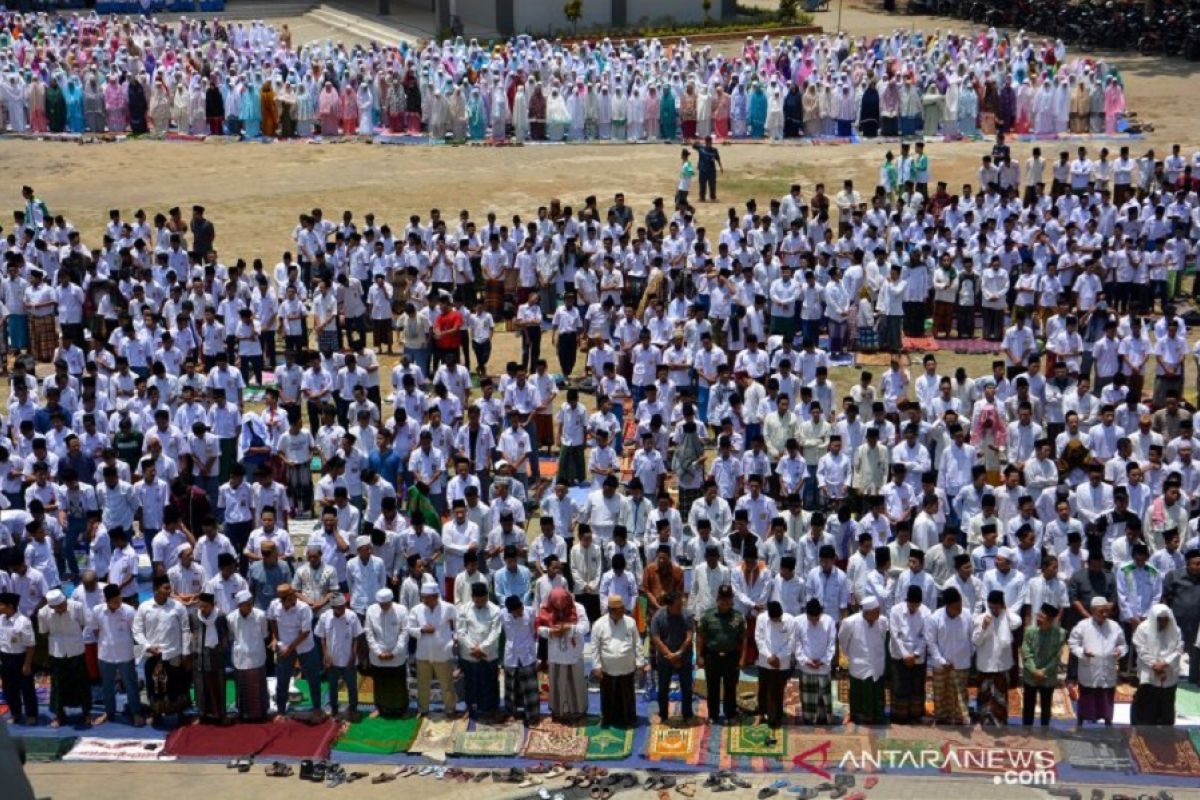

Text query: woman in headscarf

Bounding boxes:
[610,84,626,141]
[449,85,468,140]
[512,80,529,141]
[357,78,374,135]
[1015,78,1034,134]
[1,75,29,133]
[260,79,278,137]
[339,81,357,135]
[696,84,712,139]
[171,81,189,132]
[748,80,767,138]
[943,75,960,138]
[27,75,47,133]
[466,87,485,140]
[535,587,589,722]
[713,84,730,139]
[1104,76,1125,135]
[385,75,404,133]
[802,82,819,136]
[627,86,644,141]
[818,80,834,136]
[490,80,508,142]
[765,82,784,140]
[730,81,747,137]
[566,82,585,141]
[879,78,900,137]
[404,69,422,133]
[958,78,978,137]
[127,76,148,135]
[970,393,1007,483]
[244,79,263,138]
[190,77,209,135]
[979,77,998,136]
[644,84,661,141]
[64,76,85,133]
[316,80,340,136]
[83,74,104,132]
[149,75,170,132]
[277,80,296,138]
[859,80,880,138]
[596,84,611,140]
[45,77,66,133]
[204,76,224,135]
[296,79,315,137]
[782,84,802,138]
[528,81,546,141]
[1130,604,1183,725]
[546,85,569,141]
[921,81,944,137]
[104,74,129,132]
[674,83,691,140]
[997,77,1016,135]
[900,76,923,138]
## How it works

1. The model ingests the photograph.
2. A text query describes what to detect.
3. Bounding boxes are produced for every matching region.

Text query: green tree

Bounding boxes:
[564,0,583,33]
[778,0,799,23]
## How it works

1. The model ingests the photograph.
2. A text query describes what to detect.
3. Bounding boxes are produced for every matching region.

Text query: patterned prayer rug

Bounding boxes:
[452,720,526,757]
[1001,685,1075,720]
[646,722,704,762]
[585,723,636,760]
[337,673,375,706]
[726,722,786,758]
[521,719,587,761]
[902,336,941,353]
[408,716,460,758]
[63,738,175,762]
[334,716,421,754]
[1058,729,1136,773]
[1129,728,1200,776]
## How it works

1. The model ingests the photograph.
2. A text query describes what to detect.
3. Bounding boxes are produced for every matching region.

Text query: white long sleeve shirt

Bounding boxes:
[132,597,191,660]
[587,613,643,676]
[755,614,796,670]
[887,604,930,662]
[227,607,269,670]
[793,613,837,675]
[924,607,974,670]
[91,601,136,663]
[364,602,409,667]
[1068,617,1125,688]
[971,609,1021,672]
[409,599,457,662]
[37,601,88,658]
[837,611,888,680]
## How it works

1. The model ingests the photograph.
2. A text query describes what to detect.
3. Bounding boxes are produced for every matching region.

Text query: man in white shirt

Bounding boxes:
[38,588,91,727]
[227,589,270,721]
[315,594,363,719]
[92,583,144,726]
[838,596,888,724]
[409,582,458,716]
[364,588,409,717]
[269,583,322,716]
[924,586,974,724]
[132,576,191,724]
[971,589,1022,725]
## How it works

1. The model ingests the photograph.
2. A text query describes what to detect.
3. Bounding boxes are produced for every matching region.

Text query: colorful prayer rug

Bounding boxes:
[902,336,941,353]
[645,722,703,763]
[854,352,910,368]
[1129,728,1200,776]
[63,738,175,762]
[945,338,1003,354]
[521,719,587,761]
[337,673,375,706]
[334,715,422,754]
[584,723,636,760]
[727,722,786,758]
[1000,685,1075,720]
[452,720,526,757]
[408,716,460,759]
[1059,732,1136,773]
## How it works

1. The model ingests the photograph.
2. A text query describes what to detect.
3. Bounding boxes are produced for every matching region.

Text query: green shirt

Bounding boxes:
[1021,624,1065,687]
[697,607,746,654]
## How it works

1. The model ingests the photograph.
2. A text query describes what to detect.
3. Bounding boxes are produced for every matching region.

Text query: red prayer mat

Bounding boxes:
[163,718,340,759]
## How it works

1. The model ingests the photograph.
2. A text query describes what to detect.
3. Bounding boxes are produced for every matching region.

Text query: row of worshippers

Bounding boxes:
[0,12,1131,142]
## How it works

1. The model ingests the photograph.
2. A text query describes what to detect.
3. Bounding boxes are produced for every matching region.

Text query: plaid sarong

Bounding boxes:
[799,672,832,724]
[235,666,270,721]
[29,313,58,362]
[932,667,970,724]
[678,487,703,526]
[505,663,540,718]
[317,327,339,353]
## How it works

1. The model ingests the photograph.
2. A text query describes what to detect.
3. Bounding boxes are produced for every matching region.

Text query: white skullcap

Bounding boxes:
[1090,597,1109,610]
[997,547,1015,560]
[420,583,440,596]
[46,589,66,606]
[375,588,394,604]
[235,590,253,604]
[861,597,880,611]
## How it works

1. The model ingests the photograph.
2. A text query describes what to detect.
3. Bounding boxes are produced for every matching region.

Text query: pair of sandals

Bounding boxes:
[263,761,293,778]
[225,754,254,773]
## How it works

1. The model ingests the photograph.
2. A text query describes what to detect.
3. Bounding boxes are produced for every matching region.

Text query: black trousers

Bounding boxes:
[522,328,542,372]
[1,651,37,721]
[704,648,740,721]
[699,171,717,201]
[757,667,788,727]
[557,332,578,378]
[1022,683,1053,726]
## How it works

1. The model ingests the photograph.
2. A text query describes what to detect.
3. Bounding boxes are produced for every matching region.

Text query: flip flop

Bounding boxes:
[788,790,817,799]
[347,772,369,783]
[713,782,737,793]
[731,777,752,789]
[864,778,878,790]
[676,784,696,798]
[622,774,639,789]
[659,776,677,790]
[758,789,779,799]
[644,776,661,791]
[519,777,544,789]
[659,790,672,800]
[371,772,398,784]
[264,762,293,778]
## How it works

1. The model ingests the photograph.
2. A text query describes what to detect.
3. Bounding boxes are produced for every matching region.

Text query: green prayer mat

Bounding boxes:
[335,715,421,754]
[584,723,635,760]
[20,736,78,762]
[189,679,237,711]
[726,722,786,758]
[1177,685,1200,720]
[451,721,525,756]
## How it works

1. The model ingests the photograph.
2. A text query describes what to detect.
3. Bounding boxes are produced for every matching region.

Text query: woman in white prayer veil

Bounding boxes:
[696,83,712,138]
[627,85,644,141]
[1032,77,1054,136]
[765,81,783,140]
[188,77,207,134]
[490,80,509,142]
[802,82,819,136]
[149,74,171,131]
[596,83,611,140]
[171,81,189,131]
[942,75,960,138]
[584,81,599,140]
[566,82,585,141]
[449,85,468,141]
[511,80,530,141]
[546,84,570,141]
[818,80,834,136]
[428,86,448,139]
[644,84,660,141]
[611,84,628,140]
[295,78,315,137]
[84,73,105,132]
[1052,76,1070,134]
[357,79,374,135]
[2,73,29,132]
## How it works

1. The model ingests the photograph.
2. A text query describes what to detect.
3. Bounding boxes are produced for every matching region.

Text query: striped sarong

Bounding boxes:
[485,280,505,317]
[235,666,270,721]
[931,667,970,724]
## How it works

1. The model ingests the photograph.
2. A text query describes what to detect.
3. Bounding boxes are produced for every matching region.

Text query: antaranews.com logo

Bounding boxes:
[793,741,1057,785]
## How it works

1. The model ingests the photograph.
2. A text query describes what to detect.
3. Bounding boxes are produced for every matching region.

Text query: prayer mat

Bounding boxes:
[646,722,703,762]
[20,736,78,762]
[946,339,1003,354]
[451,720,525,757]
[1177,684,1200,721]
[902,336,941,353]
[941,741,1060,776]
[409,716,460,758]
[64,738,175,762]
[585,723,636,760]
[190,678,236,711]
[521,719,587,761]
[1129,728,1200,776]
[163,718,340,759]
[727,722,786,758]
[1190,729,1200,762]
[334,715,421,754]
[1059,732,1136,773]
[337,673,374,706]
[787,732,872,775]
[854,352,910,368]
[1001,685,1075,720]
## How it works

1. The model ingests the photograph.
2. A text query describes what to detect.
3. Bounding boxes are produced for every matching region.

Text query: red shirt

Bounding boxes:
[434,309,464,350]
